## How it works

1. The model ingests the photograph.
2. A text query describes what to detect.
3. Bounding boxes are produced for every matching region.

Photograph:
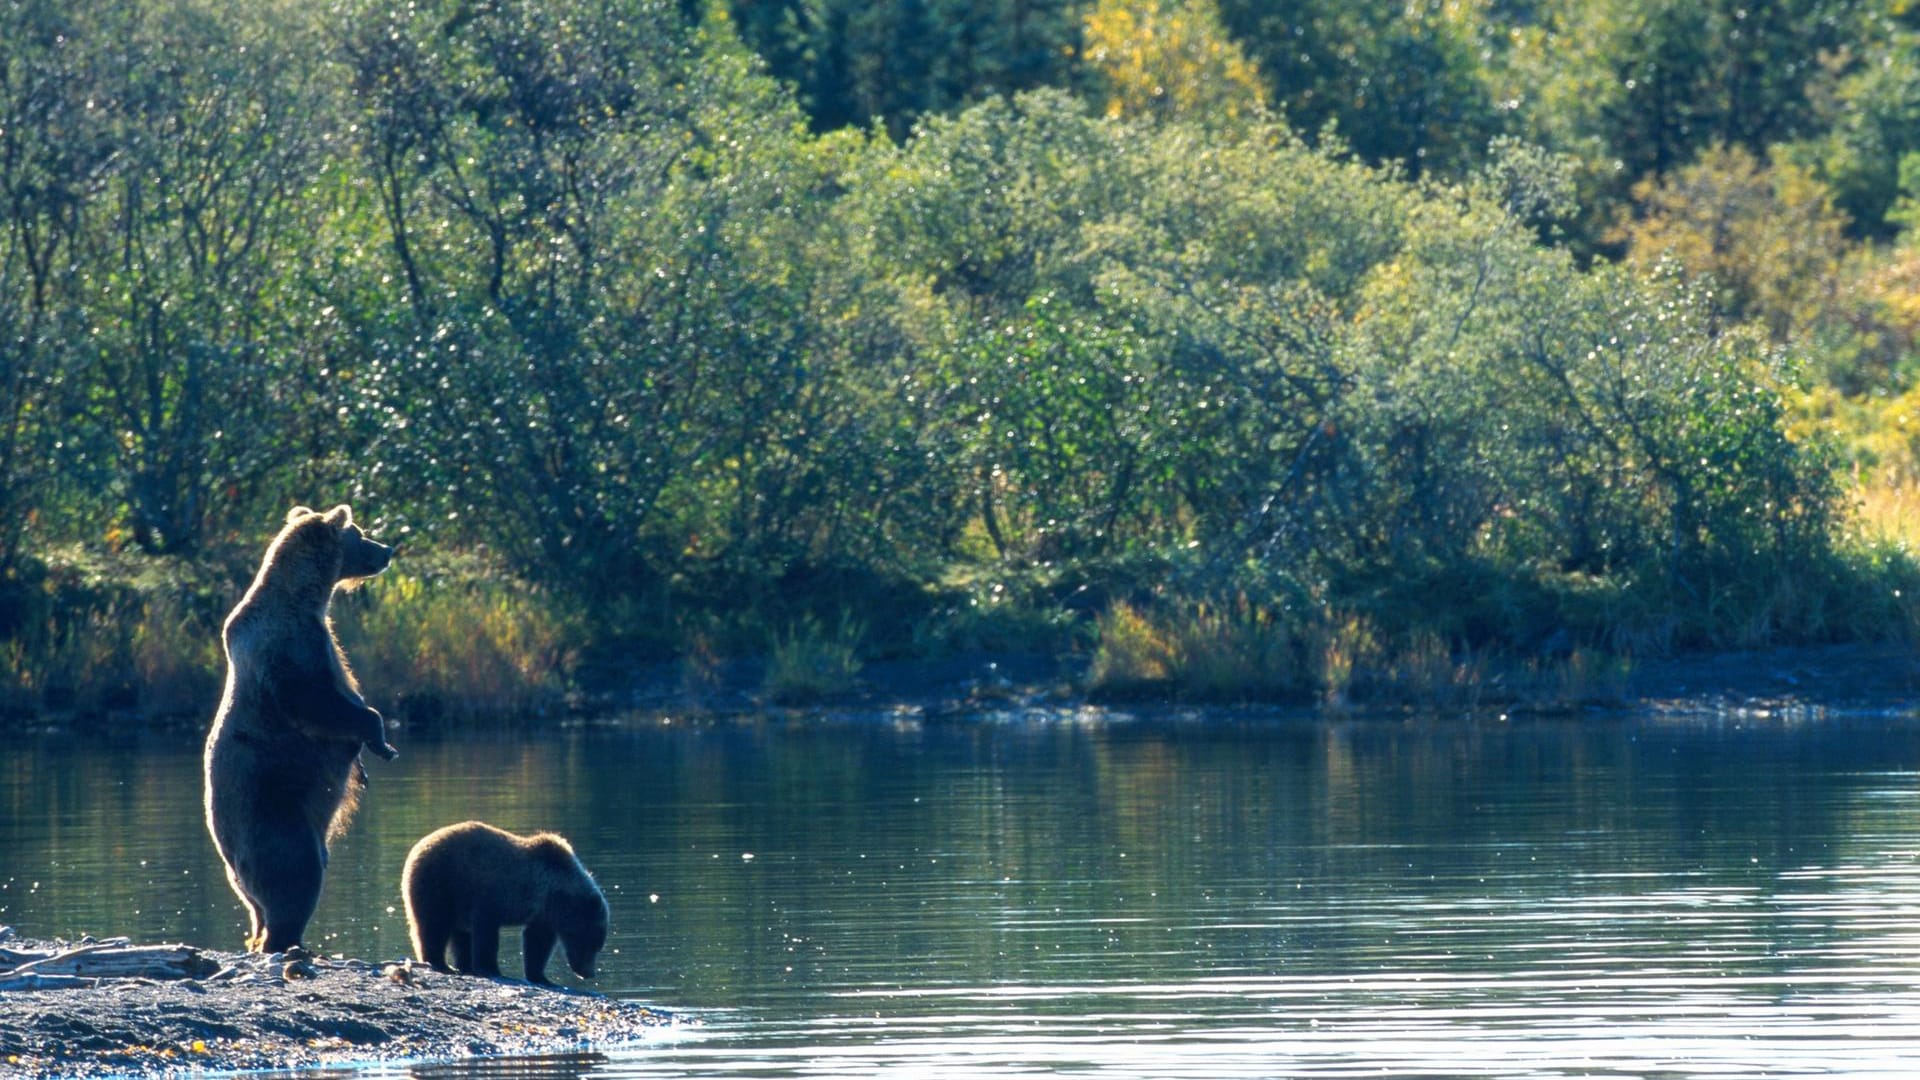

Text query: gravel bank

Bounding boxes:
[0,934,671,1077]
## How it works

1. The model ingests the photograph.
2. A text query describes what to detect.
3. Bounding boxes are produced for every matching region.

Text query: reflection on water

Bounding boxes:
[10,711,1920,1076]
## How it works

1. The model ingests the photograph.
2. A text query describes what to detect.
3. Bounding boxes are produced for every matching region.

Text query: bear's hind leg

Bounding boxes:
[450,930,473,973]
[222,861,268,952]
[250,826,328,953]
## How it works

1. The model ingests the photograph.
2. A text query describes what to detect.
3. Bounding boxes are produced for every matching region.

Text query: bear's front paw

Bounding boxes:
[357,706,396,758]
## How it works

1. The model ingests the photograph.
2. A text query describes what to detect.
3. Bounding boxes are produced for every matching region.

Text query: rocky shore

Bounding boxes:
[0,932,670,1077]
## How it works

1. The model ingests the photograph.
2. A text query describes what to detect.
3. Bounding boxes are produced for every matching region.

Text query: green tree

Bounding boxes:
[67,0,338,554]
[0,0,114,571]
[1609,144,1850,342]
[1081,0,1266,126]
[1798,28,1920,238]
[850,91,1835,644]
[337,0,851,602]
[1341,197,1829,621]
[1214,0,1501,178]
[1509,0,1866,247]
[726,0,1086,138]
[1599,1,1848,176]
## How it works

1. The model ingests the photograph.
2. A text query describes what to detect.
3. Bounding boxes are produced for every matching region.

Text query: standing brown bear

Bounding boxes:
[402,821,610,984]
[204,504,399,954]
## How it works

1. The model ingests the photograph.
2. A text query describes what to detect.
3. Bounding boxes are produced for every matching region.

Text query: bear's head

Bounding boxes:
[271,505,394,596]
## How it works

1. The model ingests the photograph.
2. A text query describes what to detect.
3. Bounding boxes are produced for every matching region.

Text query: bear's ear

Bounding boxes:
[324,505,354,528]
[286,505,314,524]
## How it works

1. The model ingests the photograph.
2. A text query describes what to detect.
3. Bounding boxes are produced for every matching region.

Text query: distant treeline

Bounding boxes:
[5,0,1920,712]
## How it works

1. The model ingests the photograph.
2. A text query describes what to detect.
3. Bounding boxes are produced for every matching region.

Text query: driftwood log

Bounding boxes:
[0,935,220,991]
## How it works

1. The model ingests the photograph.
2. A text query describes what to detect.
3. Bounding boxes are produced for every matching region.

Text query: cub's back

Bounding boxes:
[404,821,549,918]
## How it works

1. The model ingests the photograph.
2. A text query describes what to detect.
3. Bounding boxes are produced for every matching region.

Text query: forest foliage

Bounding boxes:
[7,0,1920,712]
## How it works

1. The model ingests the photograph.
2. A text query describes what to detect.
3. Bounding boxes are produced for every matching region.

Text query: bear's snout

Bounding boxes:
[343,537,393,580]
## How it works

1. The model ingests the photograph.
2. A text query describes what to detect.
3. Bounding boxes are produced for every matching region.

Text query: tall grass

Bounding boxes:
[1088,598,1305,703]
[1825,481,1920,642]
[764,613,865,704]
[1314,612,1375,707]
[0,547,586,727]
[1849,481,1920,550]
[1,591,222,722]
[1084,602,1176,698]
[1087,598,1634,711]
[334,571,580,725]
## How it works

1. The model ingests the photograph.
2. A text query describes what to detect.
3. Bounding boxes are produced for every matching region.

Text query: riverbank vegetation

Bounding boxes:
[7,0,1920,722]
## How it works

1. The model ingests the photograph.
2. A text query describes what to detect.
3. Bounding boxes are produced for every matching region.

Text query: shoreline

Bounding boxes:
[14,640,1918,737]
[1618,640,1920,717]
[0,933,671,1077]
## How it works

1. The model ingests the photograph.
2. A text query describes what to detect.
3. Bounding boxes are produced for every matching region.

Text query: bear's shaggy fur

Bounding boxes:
[203,504,397,953]
[402,820,610,984]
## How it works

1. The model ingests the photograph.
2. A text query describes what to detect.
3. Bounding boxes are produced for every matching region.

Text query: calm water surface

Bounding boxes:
[9,708,1920,1076]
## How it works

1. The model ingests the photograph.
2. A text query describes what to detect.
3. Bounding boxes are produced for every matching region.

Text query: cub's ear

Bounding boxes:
[324,505,354,528]
[286,505,315,524]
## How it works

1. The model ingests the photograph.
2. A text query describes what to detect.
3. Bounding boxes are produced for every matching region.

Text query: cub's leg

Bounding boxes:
[468,921,505,978]
[411,911,454,972]
[523,918,558,985]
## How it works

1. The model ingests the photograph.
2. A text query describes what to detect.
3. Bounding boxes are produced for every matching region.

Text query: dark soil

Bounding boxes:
[0,937,670,1077]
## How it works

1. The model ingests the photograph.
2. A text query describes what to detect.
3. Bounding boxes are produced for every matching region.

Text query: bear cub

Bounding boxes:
[204,504,397,954]
[402,820,610,984]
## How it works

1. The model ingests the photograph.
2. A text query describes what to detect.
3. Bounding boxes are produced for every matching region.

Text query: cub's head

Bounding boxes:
[531,834,610,979]
[556,884,611,979]
[272,504,394,592]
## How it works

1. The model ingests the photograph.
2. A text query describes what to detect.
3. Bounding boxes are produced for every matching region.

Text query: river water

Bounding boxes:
[9,708,1920,1076]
